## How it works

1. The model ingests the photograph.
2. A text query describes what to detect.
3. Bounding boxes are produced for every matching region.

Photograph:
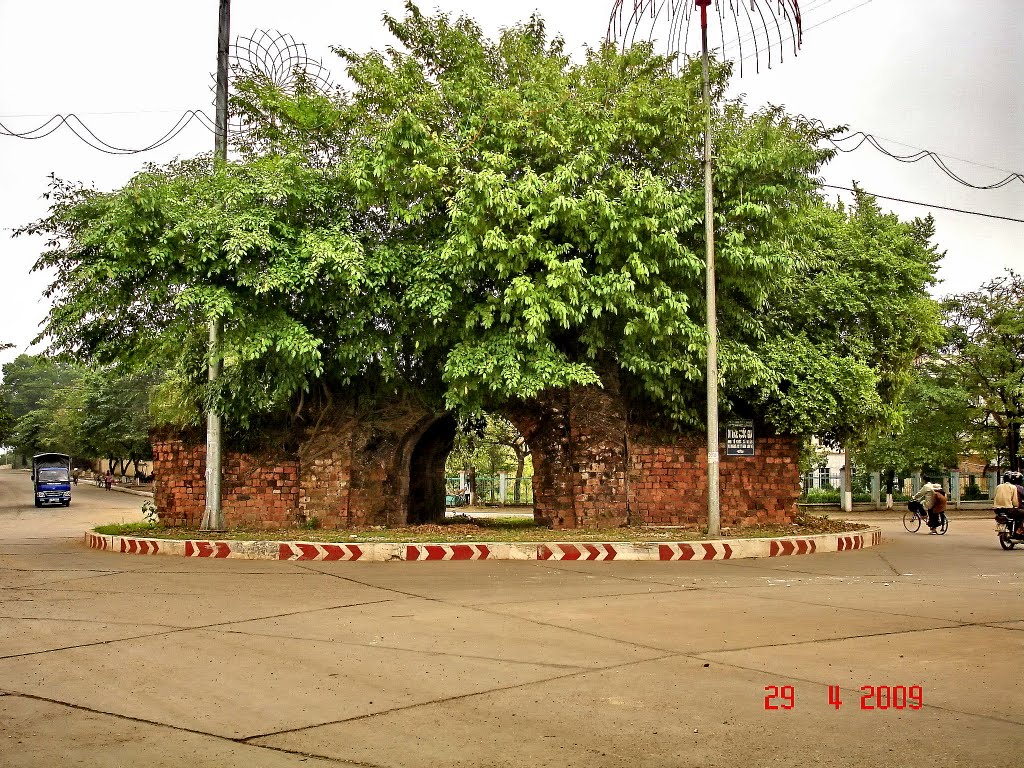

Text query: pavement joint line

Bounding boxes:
[873,550,904,576]
[462,585,693,608]
[984,622,1024,631]
[211,626,593,671]
[0,614,185,629]
[690,583,1001,626]
[291,565,681,655]
[1,570,137,590]
[465,565,985,629]
[0,567,125,573]
[692,619,1008,657]
[1,690,379,767]
[241,650,680,744]
[0,598,396,661]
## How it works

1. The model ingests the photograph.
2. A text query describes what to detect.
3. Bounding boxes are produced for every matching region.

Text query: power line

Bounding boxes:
[823,184,1024,224]
[0,111,215,155]
[826,132,1023,190]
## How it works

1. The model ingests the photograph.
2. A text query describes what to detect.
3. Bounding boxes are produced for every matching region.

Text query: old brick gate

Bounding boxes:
[153,387,800,530]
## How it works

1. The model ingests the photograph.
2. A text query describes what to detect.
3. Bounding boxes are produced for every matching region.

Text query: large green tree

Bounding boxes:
[749,190,944,450]
[22,4,942,454]
[942,270,1024,471]
[336,6,838,426]
[858,360,972,493]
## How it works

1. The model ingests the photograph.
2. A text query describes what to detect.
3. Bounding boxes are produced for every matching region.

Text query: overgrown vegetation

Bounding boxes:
[17,3,942,453]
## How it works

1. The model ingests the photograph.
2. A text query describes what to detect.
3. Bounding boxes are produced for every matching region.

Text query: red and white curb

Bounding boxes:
[84,527,882,562]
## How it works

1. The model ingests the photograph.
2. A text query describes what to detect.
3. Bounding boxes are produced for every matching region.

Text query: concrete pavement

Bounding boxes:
[0,468,1021,767]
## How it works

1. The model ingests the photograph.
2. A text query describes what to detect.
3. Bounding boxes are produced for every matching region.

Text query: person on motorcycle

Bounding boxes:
[1012,472,1024,534]
[993,472,1021,534]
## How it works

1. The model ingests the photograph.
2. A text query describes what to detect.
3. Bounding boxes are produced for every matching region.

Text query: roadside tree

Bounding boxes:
[942,270,1024,471]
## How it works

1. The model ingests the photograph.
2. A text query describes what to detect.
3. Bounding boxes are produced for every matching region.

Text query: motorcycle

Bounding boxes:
[994,511,1024,550]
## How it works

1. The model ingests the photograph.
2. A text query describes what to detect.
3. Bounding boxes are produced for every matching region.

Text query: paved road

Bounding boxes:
[0,468,1021,767]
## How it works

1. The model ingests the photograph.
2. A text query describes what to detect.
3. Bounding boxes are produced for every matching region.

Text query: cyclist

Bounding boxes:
[911,479,942,524]
[928,487,947,534]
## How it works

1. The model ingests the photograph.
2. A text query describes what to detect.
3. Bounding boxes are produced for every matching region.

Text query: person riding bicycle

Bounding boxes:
[911,480,942,527]
[993,472,1021,534]
[928,487,947,534]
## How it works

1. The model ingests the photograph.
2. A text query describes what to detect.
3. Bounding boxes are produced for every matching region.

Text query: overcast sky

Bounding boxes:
[1,0,1021,371]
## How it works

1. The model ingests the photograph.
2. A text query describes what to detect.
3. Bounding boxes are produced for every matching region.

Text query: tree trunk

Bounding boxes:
[842,449,853,513]
[468,465,477,506]
[1009,422,1021,472]
[513,452,525,504]
[884,468,895,510]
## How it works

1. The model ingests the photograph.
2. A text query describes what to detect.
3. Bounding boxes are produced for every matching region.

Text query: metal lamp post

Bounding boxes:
[608,0,804,535]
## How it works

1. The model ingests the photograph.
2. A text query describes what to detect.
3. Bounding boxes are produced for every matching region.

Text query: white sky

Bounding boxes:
[1,0,1021,371]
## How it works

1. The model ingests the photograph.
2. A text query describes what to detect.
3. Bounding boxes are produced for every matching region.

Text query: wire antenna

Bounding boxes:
[607,0,803,75]
[224,29,334,134]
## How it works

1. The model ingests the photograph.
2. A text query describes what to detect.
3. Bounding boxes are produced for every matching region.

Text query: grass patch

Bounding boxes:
[93,514,866,543]
[95,522,159,536]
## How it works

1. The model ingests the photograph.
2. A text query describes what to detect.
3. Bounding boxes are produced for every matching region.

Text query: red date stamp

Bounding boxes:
[764,684,923,711]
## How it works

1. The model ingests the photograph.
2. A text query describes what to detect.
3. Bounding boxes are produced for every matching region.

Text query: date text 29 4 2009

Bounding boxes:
[764,684,923,711]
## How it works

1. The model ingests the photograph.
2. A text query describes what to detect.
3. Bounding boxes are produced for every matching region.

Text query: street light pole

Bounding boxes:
[201,0,230,531]
[697,0,720,536]
[607,0,804,536]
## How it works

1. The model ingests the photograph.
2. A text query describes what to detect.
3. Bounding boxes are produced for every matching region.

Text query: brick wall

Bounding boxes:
[154,391,800,531]
[508,385,800,529]
[152,438,300,529]
[153,401,445,530]
[628,432,800,527]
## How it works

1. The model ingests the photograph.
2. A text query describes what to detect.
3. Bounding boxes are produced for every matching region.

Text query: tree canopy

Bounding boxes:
[20,3,943,446]
[0,354,153,470]
[941,270,1024,470]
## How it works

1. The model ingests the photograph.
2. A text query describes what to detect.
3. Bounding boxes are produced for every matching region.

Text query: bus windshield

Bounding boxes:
[37,468,70,483]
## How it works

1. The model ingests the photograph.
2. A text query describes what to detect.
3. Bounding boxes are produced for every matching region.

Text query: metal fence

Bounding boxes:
[446,475,534,506]
[800,470,995,503]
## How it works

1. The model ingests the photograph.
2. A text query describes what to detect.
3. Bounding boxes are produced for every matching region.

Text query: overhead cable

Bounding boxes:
[825,132,1024,190]
[0,111,216,155]
[822,184,1024,224]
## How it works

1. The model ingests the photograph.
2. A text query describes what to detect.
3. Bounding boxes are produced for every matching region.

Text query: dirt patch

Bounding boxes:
[95,514,866,543]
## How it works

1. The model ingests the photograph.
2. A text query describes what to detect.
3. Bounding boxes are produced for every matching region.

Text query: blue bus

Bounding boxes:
[32,453,73,508]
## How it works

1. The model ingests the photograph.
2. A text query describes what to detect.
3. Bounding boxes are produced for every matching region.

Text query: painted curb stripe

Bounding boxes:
[84,528,882,563]
[279,543,364,561]
[404,544,490,561]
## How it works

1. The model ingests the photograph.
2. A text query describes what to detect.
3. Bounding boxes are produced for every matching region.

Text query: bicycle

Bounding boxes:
[903,501,948,535]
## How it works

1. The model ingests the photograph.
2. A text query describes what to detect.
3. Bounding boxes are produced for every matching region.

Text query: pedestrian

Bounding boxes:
[104,469,113,491]
[71,469,79,486]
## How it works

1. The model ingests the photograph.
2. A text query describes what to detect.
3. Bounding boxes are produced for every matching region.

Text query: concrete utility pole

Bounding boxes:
[606,0,806,538]
[698,0,721,537]
[201,0,230,531]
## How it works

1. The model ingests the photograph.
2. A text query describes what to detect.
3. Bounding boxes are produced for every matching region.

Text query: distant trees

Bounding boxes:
[446,414,532,504]
[0,354,153,474]
[941,271,1024,471]
[856,270,1023,483]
